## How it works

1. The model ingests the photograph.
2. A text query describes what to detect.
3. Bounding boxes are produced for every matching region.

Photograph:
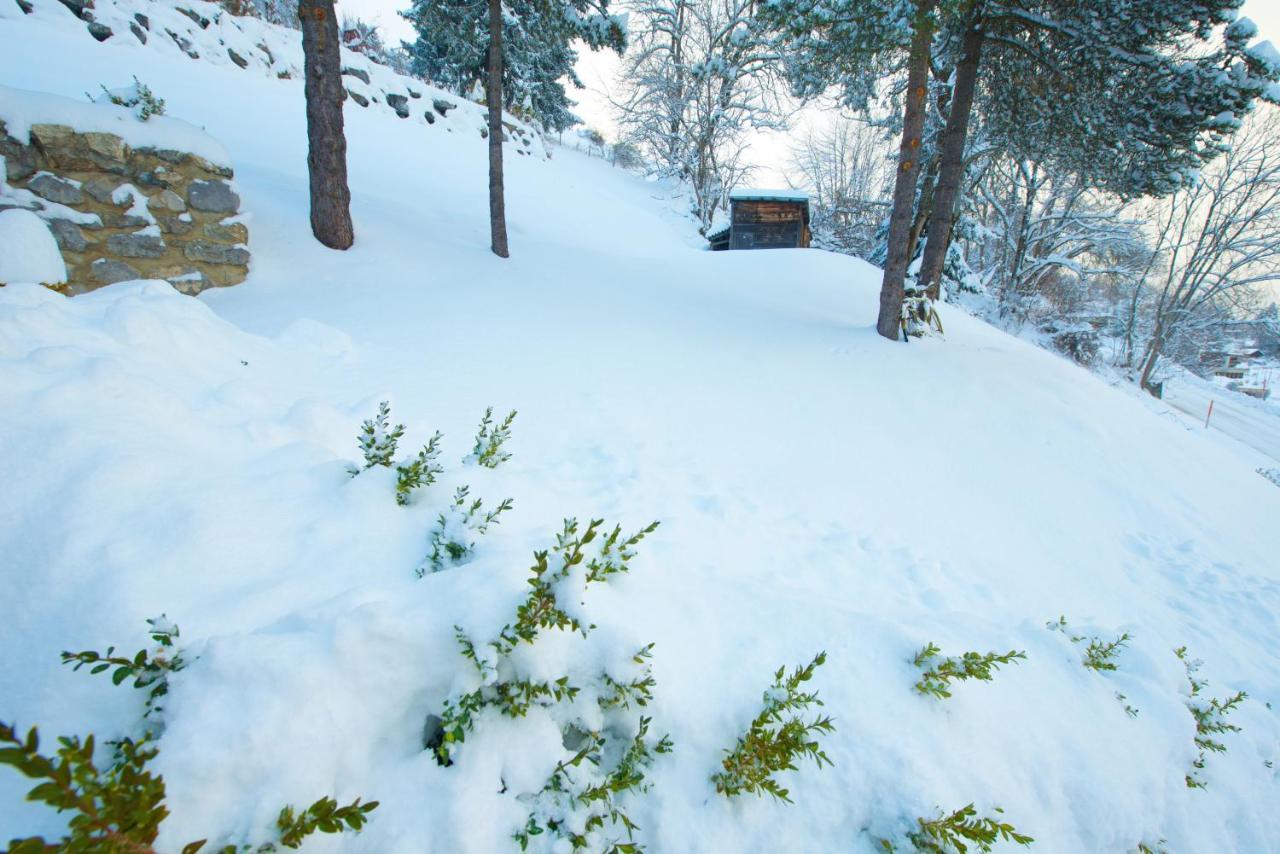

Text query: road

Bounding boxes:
[1163,380,1280,464]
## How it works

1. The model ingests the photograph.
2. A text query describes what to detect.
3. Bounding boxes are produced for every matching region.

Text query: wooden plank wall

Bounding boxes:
[730,200,810,249]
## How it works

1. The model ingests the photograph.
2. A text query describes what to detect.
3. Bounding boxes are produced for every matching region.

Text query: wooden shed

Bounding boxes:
[708,189,811,251]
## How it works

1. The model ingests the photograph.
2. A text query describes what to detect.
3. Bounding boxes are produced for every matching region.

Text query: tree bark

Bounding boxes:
[298,0,353,250]
[918,5,986,301]
[1138,314,1166,394]
[487,0,510,258]
[877,0,937,341]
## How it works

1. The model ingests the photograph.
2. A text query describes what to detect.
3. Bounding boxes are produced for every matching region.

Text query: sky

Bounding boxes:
[349,0,1280,188]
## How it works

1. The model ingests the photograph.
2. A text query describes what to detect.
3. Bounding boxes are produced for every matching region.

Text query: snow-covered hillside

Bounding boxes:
[2,1,1279,852]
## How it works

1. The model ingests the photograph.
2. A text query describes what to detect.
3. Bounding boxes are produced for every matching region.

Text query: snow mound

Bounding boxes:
[0,208,66,283]
[0,82,230,166]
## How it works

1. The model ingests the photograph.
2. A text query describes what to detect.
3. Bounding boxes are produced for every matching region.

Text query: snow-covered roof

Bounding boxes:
[706,210,731,240]
[729,187,809,203]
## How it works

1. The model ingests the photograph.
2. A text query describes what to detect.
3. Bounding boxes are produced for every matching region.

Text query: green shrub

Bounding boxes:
[0,724,377,854]
[913,644,1025,700]
[1175,646,1246,789]
[431,518,669,852]
[469,407,517,468]
[353,401,405,471]
[903,803,1034,853]
[1046,616,1130,672]
[418,486,513,575]
[61,615,185,726]
[395,430,443,505]
[95,76,166,120]
[710,652,835,803]
[3,623,377,852]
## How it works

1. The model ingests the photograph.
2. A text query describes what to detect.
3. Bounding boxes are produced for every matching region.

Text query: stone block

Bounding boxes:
[187,179,239,212]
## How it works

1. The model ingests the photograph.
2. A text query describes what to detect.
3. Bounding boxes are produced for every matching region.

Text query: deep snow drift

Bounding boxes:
[2,1,1280,852]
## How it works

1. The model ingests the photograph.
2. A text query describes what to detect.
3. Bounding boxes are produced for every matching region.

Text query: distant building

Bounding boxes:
[708,189,811,251]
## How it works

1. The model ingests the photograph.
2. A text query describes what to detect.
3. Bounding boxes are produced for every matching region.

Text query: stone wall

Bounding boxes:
[0,120,248,294]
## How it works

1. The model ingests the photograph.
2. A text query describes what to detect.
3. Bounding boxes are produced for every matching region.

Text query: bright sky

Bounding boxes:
[347,0,1280,188]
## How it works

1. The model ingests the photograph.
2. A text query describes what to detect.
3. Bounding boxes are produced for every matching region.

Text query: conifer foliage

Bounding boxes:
[711,652,835,803]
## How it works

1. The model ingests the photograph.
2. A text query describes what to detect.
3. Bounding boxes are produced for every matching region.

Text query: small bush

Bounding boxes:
[3,623,377,852]
[1046,616,1131,672]
[913,644,1025,700]
[906,804,1034,853]
[354,401,405,471]
[1081,634,1131,672]
[396,430,443,505]
[61,615,185,725]
[711,652,835,803]
[95,76,166,121]
[1176,646,1246,789]
[0,725,377,854]
[468,407,517,468]
[431,517,668,852]
[418,485,513,575]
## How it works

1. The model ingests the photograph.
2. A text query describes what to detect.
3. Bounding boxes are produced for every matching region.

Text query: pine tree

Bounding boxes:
[298,0,354,250]
[403,0,624,257]
[760,0,1280,340]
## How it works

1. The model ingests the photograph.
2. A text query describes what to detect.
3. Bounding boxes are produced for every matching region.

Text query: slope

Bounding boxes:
[1,2,1279,852]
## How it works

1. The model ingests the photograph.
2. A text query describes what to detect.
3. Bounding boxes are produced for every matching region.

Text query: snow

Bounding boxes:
[0,208,67,283]
[729,187,810,202]
[1249,40,1280,74]
[2,0,1280,852]
[0,83,230,167]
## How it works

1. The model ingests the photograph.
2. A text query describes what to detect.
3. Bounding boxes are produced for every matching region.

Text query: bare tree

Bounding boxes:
[786,115,893,257]
[962,156,1147,329]
[1137,110,1280,392]
[614,0,788,232]
[298,0,353,249]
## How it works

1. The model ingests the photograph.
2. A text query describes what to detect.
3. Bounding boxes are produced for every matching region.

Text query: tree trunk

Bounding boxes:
[918,5,986,301]
[298,0,353,250]
[877,0,937,341]
[487,0,509,258]
[905,152,940,267]
[1138,315,1166,394]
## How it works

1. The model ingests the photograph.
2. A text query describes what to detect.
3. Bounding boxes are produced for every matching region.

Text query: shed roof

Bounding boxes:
[729,188,809,203]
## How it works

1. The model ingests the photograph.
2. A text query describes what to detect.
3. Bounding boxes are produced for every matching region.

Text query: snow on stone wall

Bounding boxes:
[0,85,248,294]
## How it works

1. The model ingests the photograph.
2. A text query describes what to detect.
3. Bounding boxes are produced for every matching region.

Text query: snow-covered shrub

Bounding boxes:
[353,401,406,472]
[468,407,517,468]
[912,644,1026,700]
[1175,646,1246,789]
[93,77,166,121]
[430,518,669,852]
[711,652,835,803]
[2,622,378,852]
[1046,616,1131,672]
[1258,467,1280,488]
[61,615,184,728]
[0,724,378,854]
[419,485,513,575]
[903,803,1034,853]
[396,430,443,505]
